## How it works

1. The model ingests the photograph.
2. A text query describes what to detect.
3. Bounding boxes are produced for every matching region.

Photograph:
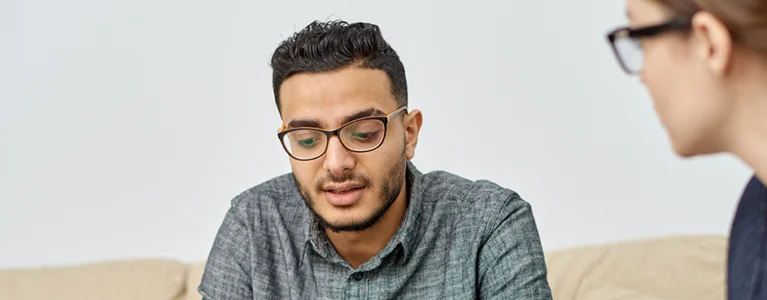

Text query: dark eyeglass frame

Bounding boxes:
[606,16,692,74]
[276,106,408,161]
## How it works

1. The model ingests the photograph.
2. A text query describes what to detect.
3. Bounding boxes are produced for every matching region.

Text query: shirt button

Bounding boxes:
[352,273,364,281]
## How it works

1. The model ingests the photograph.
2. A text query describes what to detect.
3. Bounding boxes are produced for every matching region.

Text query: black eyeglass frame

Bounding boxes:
[276,106,408,161]
[606,16,692,74]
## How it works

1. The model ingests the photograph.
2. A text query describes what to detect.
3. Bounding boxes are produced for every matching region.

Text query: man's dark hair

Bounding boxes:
[270,20,408,112]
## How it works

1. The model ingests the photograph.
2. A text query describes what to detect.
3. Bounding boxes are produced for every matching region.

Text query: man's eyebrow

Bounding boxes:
[287,118,325,129]
[341,108,385,125]
[285,108,386,129]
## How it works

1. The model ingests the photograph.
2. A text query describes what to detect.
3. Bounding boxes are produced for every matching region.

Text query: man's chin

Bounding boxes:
[319,217,376,233]
[312,206,381,233]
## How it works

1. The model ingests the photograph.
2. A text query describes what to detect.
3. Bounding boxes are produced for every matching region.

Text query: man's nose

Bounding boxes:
[323,136,355,176]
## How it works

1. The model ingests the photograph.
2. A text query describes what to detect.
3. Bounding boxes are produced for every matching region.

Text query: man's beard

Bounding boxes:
[295,150,407,233]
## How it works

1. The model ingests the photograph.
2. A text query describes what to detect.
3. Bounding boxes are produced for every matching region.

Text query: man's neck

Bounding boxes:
[325,186,409,270]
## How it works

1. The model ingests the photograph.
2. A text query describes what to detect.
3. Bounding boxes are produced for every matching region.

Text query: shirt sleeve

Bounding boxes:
[198,194,253,300]
[478,194,553,299]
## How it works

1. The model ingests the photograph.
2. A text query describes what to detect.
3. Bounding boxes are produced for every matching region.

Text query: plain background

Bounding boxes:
[0,0,753,268]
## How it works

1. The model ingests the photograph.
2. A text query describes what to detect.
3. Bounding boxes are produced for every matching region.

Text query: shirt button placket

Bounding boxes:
[344,272,366,299]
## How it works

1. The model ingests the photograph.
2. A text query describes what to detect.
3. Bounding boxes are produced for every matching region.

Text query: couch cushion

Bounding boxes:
[545,234,727,300]
[0,259,187,300]
[576,278,685,300]
[184,262,206,300]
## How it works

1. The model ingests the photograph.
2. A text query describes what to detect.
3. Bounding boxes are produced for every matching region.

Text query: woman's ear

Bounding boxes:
[690,11,733,75]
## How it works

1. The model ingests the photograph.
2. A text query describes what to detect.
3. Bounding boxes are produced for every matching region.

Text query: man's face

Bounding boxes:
[278,66,420,232]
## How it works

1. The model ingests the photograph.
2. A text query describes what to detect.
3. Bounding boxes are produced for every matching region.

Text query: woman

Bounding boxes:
[605,0,767,298]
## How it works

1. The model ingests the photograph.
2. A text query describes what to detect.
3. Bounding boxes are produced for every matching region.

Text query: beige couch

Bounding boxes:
[0,234,727,300]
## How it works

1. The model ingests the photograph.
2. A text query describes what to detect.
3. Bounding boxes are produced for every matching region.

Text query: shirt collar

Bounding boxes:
[300,161,424,267]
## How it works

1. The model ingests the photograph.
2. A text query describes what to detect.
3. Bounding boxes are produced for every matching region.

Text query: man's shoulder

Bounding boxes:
[419,169,526,209]
[228,172,303,211]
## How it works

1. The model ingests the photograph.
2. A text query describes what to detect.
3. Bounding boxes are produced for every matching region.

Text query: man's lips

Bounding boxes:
[322,182,366,206]
[323,182,366,193]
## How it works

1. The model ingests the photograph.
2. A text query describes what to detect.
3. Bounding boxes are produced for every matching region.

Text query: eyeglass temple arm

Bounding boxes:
[387,106,408,119]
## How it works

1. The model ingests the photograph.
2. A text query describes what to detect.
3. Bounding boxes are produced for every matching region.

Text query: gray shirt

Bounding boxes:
[198,161,552,299]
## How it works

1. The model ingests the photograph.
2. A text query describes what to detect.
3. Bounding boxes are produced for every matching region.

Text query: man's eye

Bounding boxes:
[298,138,317,146]
[351,131,379,140]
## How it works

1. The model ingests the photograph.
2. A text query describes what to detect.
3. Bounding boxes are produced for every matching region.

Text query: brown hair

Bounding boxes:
[656,0,767,56]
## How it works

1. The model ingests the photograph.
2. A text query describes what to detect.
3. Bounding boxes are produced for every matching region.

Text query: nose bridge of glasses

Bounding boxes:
[324,133,355,162]
[332,124,363,152]
[320,126,350,150]
[325,129,343,145]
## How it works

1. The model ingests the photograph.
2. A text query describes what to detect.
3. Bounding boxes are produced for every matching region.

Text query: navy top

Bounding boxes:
[729,175,767,299]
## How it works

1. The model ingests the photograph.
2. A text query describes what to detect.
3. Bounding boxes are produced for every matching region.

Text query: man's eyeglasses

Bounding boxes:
[606,17,692,74]
[277,106,408,161]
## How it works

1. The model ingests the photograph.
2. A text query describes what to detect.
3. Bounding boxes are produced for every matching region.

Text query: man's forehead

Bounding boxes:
[280,67,392,102]
[278,68,397,129]
[280,88,394,122]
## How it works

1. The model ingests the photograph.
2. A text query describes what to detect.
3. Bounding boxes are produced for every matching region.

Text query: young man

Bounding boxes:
[198,20,552,299]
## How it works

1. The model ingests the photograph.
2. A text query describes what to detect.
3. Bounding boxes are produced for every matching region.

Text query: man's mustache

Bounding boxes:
[315,172,372,192]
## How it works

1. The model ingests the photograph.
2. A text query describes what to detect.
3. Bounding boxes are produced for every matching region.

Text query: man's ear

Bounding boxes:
[690,11,733,75]
[403,109,423,160]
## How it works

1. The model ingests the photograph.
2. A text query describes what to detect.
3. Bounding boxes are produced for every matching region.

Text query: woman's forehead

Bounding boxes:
[626,0,673,26]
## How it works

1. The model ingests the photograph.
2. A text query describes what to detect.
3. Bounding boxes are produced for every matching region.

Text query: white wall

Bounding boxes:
[1,0,753,269]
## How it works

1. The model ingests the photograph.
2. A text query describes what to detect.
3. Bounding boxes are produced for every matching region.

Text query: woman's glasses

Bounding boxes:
[606,17,692,74]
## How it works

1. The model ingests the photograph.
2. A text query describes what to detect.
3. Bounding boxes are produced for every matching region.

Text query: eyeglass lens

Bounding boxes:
[614,36,644,73]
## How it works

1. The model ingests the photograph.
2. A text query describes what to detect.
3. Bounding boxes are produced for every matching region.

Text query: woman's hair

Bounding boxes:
[656,0,767,56]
